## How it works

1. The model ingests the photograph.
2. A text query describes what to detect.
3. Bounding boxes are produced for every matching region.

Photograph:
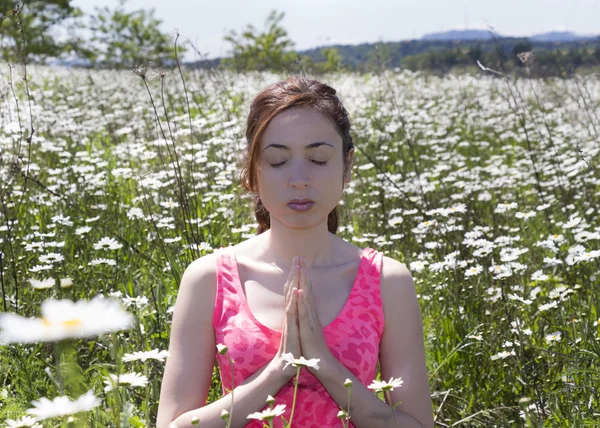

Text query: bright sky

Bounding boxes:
[72,0,600,62]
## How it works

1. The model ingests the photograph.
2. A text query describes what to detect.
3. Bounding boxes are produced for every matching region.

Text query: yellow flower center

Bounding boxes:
[42,318,82,328]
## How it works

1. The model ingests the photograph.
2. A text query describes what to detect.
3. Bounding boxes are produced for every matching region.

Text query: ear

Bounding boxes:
[344,149,354,183]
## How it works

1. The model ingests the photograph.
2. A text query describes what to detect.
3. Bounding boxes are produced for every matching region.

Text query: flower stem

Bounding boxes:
[346,386,352,428]
[288,366,301,428]
[227,355,235,428]
[385,390,398,427]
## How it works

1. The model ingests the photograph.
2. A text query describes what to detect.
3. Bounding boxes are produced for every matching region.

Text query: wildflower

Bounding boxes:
[515,211,536,220]
[29,277,55,290]
[28,265,53,273]
[545,331,562,344]
[247,404,286,421]
[538,301,559,313]
[122,295,149,309]
[103,372,148,392]
[5,415,41,427]
[491,349,516,360]
[26,390,100,421]
[217,344,228,355]
[409,260,428,272]
[464,265,483,278]
[39,253,64,264]
[367,377,404,393]
[75,226,92,235]
[51,215,73,227]
[160,200,180,209]
[127,207,145,220]
[344,379,353,388]
[60,277,73,288]
[88,258,117,266]
[0,296,133,344]
[93,237,123,251]
[122,349,170,363]
[281,353,320,370]
[531,270,549,281]
[266,395,276,405]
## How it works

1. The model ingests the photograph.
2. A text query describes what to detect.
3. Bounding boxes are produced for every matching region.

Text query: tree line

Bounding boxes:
[1,2,598,76]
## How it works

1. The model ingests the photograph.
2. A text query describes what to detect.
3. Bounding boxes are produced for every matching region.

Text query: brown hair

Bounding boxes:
[238,75,355,235]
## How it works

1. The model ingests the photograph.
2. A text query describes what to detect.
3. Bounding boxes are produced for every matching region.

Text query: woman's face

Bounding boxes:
[256,106,353,228]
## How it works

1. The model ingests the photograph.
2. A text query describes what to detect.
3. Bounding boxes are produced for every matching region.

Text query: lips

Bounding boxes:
[288,199,314,204]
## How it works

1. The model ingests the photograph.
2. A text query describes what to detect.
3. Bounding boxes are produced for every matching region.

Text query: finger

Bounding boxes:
[298,265,305,292]
[302,268,313,304]
[288,287,299,316]
[284,260,298,305]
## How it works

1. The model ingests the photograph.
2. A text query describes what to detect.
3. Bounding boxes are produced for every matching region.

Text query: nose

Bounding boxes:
[289,160,310,188]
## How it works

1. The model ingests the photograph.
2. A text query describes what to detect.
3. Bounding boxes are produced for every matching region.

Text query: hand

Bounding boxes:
[297,257,333,373]
[272,256,302,380]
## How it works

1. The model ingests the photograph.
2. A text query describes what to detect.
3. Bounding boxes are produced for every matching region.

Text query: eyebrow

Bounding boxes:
[262,142,334,152]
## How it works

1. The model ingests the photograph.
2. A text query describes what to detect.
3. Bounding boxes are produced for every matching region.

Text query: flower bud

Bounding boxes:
[344,378,353,388]
[216,344,228,355]
[266,395,275,405]
[191,416,199,425]
[220,409,230,421]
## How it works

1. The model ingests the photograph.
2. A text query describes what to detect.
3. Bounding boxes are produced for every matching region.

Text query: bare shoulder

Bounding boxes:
[174,249,225,310]
[380,255,416,306]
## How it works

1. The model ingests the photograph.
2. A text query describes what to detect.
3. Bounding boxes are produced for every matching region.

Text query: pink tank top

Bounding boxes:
[212,245,385,427]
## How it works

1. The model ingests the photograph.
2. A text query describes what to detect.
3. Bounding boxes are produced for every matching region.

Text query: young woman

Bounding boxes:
[156,76,434,428]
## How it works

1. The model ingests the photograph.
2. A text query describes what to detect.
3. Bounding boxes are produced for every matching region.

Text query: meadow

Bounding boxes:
[0,62,598,427]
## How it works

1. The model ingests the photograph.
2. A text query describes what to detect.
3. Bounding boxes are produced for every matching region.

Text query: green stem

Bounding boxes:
[144,361,150,427]
[346,386,352,428]
[288,366,301,428]
[227,355,235,428]
[385,390,398,427]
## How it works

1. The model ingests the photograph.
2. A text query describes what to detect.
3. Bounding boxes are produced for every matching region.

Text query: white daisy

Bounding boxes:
[75,226,92,235]
[39,253,64,264]
[531,270,549,281]
[464,265,483,278]
[29,277,55,290]
[88,258,117,266]
[103,372,148,392]
[60,277,73,288]
[367,377,404,393]
[0,296,134,344]
[93,237,123,251]
[545,331,562,344]
[26,390,100,421]
[5,415,41,427]
[122,349,170,363]
[247,404,286,421]
[280,353,320,370]
[491,349,516,360]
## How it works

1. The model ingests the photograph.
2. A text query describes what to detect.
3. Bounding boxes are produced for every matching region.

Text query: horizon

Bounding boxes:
[71,0,600,62]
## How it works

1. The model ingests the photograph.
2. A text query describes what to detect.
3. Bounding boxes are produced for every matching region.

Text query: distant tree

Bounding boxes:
[0,1,83,63]
[84,0,184,69]
[318,47,345,73]
[221,10,304,72]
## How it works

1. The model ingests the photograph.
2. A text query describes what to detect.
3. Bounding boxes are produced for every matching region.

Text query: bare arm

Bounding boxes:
[156,254,304,428]
[169,358,294,428]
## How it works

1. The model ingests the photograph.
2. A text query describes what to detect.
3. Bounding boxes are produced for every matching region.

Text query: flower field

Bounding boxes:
[0,64,599,427]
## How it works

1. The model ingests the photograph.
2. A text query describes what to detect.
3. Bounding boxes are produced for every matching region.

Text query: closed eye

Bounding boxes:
[269,160,329,169]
